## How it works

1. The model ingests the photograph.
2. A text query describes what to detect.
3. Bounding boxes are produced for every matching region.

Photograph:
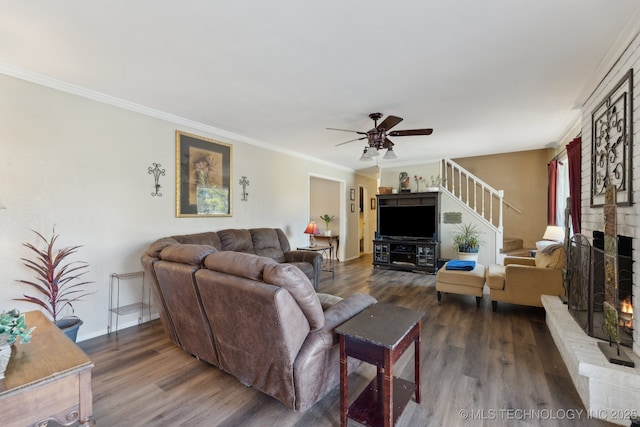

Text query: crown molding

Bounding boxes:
[574,7,640,107]
[0,62,353,173]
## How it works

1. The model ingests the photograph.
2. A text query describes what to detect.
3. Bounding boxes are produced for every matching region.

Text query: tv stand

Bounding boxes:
[373,238,440,274]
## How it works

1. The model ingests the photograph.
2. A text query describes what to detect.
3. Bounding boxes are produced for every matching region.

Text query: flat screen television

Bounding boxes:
[377,205,437,240]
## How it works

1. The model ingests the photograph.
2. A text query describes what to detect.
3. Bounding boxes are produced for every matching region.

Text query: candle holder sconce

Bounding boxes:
[148,163,165,197]
[239,176,250,201]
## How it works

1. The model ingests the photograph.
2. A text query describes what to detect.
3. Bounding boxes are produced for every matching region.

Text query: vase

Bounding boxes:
[457,251,479,262]
[56,317,83,343]
[0,334,12,380]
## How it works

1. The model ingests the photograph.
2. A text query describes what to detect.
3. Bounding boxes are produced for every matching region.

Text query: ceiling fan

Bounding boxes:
[328,113,433,160]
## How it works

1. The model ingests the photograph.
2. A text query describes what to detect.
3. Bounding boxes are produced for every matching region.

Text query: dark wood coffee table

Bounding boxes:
[336,303,423,427]
[0,310,95,426]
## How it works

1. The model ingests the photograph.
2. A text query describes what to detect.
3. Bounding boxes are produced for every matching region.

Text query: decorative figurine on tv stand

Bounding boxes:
[399,172,411,193]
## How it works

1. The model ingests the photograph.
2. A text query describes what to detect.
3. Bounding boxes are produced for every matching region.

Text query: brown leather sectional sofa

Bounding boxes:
[141,228,376,411]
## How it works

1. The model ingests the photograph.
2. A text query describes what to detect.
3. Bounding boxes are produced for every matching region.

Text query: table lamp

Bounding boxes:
[304,221,319,247]
[536,225,565,250]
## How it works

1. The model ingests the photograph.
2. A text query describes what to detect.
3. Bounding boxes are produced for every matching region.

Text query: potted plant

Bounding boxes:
[453,223,481,261]
[0,309,34,379]
[319,214,336,236]
[15,228,93,342]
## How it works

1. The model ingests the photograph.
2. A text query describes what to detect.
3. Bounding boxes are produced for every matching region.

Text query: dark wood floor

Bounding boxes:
[78,255,614,427]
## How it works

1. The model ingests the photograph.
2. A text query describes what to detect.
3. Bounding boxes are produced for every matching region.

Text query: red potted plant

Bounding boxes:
[14,227,93,342]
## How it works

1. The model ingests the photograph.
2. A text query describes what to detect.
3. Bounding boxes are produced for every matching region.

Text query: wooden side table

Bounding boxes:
[0,311,95,427]
[336,303,423,427]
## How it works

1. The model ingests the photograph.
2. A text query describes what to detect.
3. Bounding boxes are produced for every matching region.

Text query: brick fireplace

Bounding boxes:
[541,28,640,425]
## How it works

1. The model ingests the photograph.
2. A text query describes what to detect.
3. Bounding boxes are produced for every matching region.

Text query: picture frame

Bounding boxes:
[351,203,355,212]
[176,130,232,217]
[350,188,356,201]
[371,198,376,210]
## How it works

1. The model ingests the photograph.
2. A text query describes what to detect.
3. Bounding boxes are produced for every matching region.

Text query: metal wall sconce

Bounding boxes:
[148,163,165,197]
[239,176,250,201]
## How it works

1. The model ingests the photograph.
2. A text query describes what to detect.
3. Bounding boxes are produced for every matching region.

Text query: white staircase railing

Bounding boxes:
[440,158,504,232]
[440,159,505,263]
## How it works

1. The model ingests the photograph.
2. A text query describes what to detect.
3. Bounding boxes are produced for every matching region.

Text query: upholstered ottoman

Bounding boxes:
[436,262,486,307]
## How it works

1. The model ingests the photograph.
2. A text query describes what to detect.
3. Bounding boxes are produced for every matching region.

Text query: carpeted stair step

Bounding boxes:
[502,237,523,253]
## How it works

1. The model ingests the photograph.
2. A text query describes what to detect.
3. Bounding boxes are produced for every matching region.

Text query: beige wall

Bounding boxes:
[454,149,552,249]
[0,73,375,340]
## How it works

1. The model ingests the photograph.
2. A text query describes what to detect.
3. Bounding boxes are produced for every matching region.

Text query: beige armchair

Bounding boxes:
[486,245,565,311]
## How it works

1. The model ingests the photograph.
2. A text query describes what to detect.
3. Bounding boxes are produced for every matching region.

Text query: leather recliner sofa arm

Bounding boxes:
[285,250,323,287]
[291,293,376,411]
[322,293,377,342]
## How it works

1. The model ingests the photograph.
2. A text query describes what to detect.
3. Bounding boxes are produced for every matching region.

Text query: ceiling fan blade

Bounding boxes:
[326,127,367,135]
[382,137,395,148]
[388,128,433,137]
[335,136,367,147]
[377,115,403,131]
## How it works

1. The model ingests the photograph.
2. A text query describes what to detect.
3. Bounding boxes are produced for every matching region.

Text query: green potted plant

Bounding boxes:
[0,309,34,379]
[319,214,336,236]
[14,228,93,342]
[453,223,481,261]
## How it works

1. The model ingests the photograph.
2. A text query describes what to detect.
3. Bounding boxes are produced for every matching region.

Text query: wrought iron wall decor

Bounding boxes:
[239,176,249,201]
[591,69,633,207]
[148,163,165,197]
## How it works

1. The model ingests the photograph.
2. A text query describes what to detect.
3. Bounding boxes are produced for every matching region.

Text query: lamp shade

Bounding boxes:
[304,221,319,235]
[542,225,564,242]
[359,148,373,161]
[383,147,397,159]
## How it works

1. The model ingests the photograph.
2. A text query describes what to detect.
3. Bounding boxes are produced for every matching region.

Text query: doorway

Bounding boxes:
[359,185,371,255]
[309,175,345,261]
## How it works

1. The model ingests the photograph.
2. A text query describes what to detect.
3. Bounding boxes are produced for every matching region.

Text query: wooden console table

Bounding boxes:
[336,303,423,427]
[0,310,95,427]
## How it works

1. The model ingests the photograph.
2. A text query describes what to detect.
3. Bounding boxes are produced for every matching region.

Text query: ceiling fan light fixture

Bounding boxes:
[383,147,397,159]
[359,148,373,161]
[366,146,379,157]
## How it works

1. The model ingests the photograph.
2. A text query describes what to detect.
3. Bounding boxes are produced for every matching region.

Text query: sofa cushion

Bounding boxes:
[486,264,506,290]
[171,232,222,249]
[535,244,565,269]
[218,229,254,253]
[250,228,286,262]
[204,251,276,281]
[317,293,343,311]
[160,244,218,266]
[263,263,324,331]
[146,237,179,258]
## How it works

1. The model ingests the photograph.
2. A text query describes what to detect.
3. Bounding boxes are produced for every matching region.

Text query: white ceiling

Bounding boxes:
[1,1,640,172]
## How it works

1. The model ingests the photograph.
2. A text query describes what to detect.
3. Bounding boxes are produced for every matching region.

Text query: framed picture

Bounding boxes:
[371,198,376,210]
[351,203,355,212]
[350,188,356,201]
[176,131,232,217]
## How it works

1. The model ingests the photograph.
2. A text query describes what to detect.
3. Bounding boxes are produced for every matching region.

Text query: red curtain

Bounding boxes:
[547,159,558,225]
[566,136,582,233]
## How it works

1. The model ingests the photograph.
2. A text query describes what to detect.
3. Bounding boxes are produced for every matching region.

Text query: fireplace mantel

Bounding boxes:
[543,295,640,425]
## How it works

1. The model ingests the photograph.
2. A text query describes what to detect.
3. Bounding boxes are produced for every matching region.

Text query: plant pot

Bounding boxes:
[457,251,479,262]
[426,186,440,192]
[56,317,83,342]
[0,335,11,380]
[324,230,332,237]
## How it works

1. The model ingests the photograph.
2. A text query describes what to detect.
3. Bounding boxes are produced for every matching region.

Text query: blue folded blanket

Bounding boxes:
[446,260,476,271]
